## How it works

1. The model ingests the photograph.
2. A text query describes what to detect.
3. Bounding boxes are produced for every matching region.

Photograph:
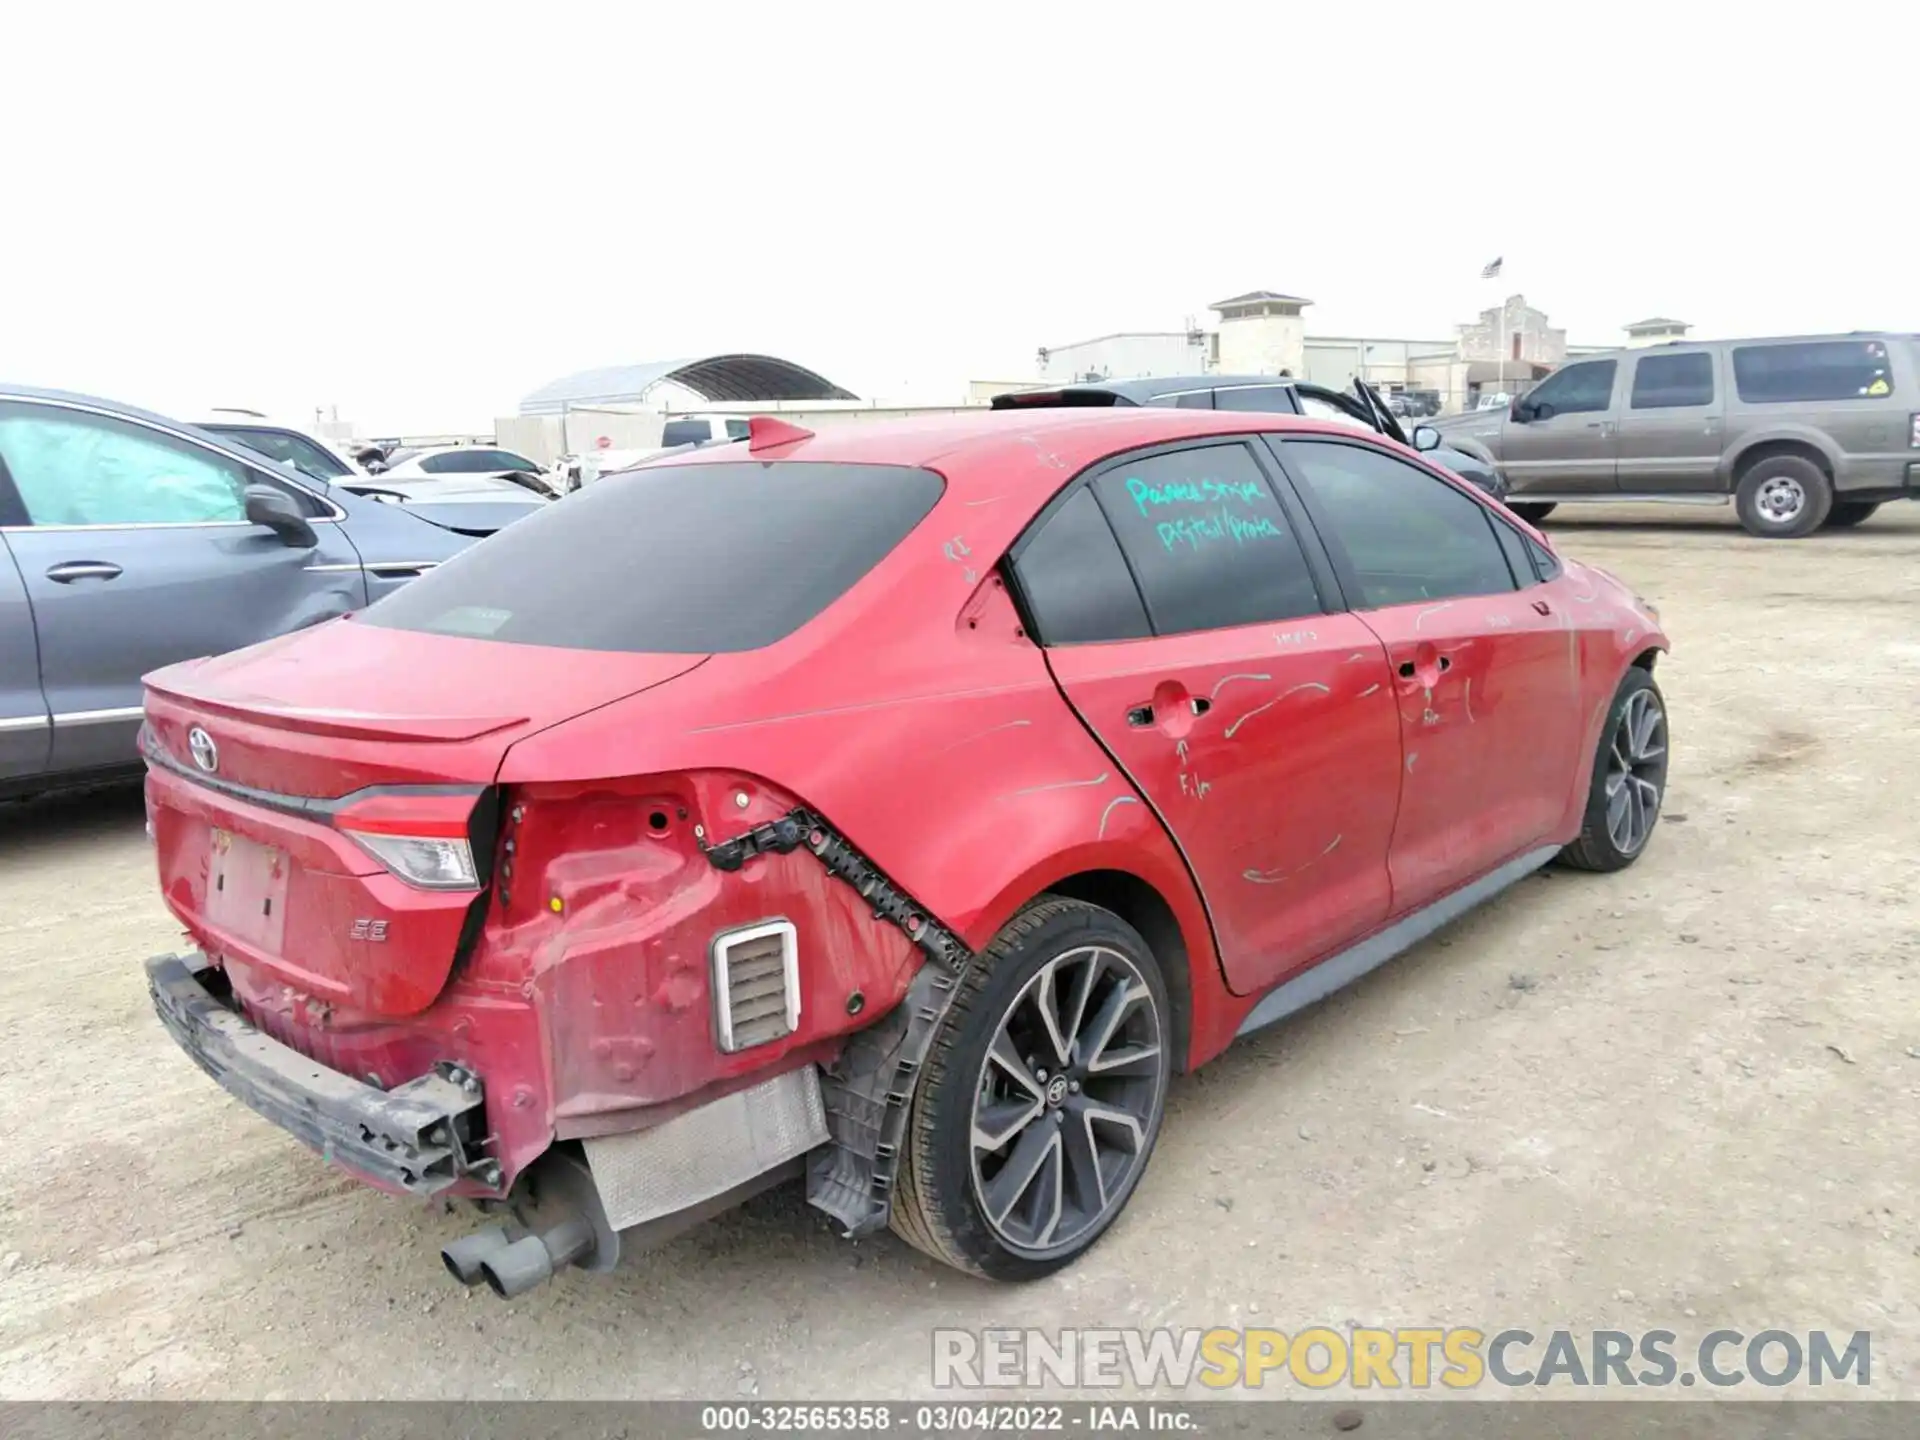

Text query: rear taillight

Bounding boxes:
[1909,413,1920,448]
[342,830,479,890]
[333,789,491,892]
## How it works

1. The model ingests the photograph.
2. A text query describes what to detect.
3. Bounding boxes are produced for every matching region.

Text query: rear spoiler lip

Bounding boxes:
[142,677,526,743]
[142,728,485,823]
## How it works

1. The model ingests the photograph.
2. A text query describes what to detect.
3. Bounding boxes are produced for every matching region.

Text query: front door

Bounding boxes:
[1272,435,1581,913]
[1615,348,1725,493]
[1008,438,1404,996]
[1500,357,1623,497]
[0,537,49,781]
[0,400,366,774]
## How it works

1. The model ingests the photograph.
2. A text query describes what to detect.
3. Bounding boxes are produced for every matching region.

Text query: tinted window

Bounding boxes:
[1212,386,1296,413]
[1089,443,1322,635]
[1527,360,1616,416]
[1490,516,1537,586]
[361,461,943,654]
[1526,535,1561,580]
[1144,391,1213,410]
[0,402,252,526]
[1283,440,1516,608]
[1630,353,1714,409]
[1732,340,1894,403]
[1010,488,1150,644]
[419,449,536,474]
[660,420,713,448]
[723,419,751,441]
[207,425,353,481]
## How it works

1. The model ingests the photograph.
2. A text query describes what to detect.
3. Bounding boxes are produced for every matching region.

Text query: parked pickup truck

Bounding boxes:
[1414,333,1920,537]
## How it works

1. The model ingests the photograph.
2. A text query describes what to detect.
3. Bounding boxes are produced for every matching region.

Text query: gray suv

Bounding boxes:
[1417,333,1919,537]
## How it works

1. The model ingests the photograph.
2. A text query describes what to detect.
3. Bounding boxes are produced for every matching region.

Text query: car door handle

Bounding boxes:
[1532,599,1552,615]
[1127,697,1211,726]
[45,561,123,583]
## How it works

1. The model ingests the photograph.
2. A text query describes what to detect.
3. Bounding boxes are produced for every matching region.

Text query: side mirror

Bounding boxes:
[1411,425,1442,453]
[244,484,318,548]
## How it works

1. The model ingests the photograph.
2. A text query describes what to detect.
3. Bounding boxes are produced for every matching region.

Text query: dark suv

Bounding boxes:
[993,376,1507,501]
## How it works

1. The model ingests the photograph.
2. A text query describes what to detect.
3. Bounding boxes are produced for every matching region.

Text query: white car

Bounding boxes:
[379,444,565,499]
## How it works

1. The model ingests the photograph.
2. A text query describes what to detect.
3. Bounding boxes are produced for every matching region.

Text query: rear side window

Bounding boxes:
[1732,340,1894,402]
[1282,439,1516,609]
[360,461,944,653]
[1088,442,1323,635]
[1010,488,1151,644]
[1630,352,1714,409]
[1490,517,1537,586]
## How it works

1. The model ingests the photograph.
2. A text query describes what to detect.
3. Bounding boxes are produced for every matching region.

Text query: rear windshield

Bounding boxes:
[359,460,946,654]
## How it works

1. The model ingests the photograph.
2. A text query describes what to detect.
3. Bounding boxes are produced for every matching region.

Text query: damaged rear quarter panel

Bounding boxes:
[493,466,1230,1114]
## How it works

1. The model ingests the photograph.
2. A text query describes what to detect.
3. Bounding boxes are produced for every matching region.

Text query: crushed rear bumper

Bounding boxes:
[145,951,492,1196]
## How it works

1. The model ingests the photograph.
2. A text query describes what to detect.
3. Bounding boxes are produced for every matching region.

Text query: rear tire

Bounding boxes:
[891,898,1171,1280]
[1558,668,1669,873]
[1824,500,1880,529]
[1509,502,1556,523]
[1734,454,1831,538]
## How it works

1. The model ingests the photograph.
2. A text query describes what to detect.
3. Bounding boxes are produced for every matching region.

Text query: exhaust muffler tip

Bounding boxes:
[441,1224,512,1286]
[479,1233,558,1299]
[478,1215,597,1300]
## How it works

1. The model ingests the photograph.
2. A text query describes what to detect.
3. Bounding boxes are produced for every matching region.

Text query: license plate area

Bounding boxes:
[205,827,290,951]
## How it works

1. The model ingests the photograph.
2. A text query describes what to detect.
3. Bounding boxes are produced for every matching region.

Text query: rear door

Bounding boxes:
[0,521,50,782]
[1500,357,1622,496]
[1616,349,1723,492]
[1008,437,1404,996]
[1271,436,1581,914]
[0,399,366,773]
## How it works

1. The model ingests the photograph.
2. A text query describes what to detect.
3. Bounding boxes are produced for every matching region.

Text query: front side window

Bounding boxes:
[1732,340,1894,403]
[1282,439,1516,608]
[1630,352,1715,409]
[1009,487,1151,644]
[1088,442,1322,635]
[360,461,944,654]
[1526,360,1618,417]
[723,419,751,441]
[0,403,251,527]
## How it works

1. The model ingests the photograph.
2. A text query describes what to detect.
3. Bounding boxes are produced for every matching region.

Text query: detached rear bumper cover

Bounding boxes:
[146,952,488,1196]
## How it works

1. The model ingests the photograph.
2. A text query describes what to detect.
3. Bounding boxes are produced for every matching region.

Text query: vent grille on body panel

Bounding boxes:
[712,919,800,1053]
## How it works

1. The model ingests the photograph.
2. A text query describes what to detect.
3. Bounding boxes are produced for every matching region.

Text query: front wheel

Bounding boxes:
[891,898,1172,1280]
[1509,501,1557,523]
[1559,668,1669,872]
[1825,500,1880,529]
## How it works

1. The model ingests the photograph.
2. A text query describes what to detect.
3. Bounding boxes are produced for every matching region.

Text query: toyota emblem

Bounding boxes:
[187,727,219,773]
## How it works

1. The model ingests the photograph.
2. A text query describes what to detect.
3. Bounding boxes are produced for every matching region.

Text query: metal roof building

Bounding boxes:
[518,353,857,415]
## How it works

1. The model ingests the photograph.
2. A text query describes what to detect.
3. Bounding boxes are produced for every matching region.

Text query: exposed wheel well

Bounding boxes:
[1630,647,1660,673]
[1731,439,1832,488]
[1045,869,1194,1073]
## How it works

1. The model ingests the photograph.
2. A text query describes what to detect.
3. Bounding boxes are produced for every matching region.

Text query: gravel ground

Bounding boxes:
[2,503,1917,1401]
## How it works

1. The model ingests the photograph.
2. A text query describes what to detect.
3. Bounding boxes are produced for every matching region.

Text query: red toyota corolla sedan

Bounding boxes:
[139,407,1669,1297]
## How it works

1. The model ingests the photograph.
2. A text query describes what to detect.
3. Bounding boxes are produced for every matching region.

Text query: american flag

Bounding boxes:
[1481,256,1504,279]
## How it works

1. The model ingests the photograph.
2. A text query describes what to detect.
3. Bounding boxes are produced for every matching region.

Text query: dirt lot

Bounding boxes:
[2,504,1917,1401]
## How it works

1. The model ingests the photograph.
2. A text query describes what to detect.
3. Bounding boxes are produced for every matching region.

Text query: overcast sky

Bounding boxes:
[4,3,1914,434]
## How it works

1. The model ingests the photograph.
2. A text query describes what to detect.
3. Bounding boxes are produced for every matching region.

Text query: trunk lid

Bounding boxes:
[143,619,708,1016]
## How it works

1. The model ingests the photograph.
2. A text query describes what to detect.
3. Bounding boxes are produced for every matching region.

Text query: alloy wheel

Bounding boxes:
[1605,688,1667,856]
[968,945,1166,1258]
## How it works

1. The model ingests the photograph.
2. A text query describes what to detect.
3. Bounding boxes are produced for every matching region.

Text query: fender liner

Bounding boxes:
[698,808,973,1236]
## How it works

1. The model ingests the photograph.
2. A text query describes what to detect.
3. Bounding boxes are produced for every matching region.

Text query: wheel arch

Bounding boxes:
[1044,868,1197,1073]
[1726,432,1838,490]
